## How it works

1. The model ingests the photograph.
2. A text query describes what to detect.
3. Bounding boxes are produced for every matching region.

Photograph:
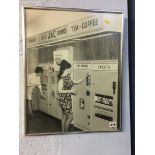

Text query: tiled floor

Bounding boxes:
[27,111,81,134]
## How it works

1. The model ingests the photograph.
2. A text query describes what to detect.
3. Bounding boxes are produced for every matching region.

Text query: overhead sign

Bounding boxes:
[39,25,68,44]
[26,13,123,47]
[26,35,39,47]
[69,15,103,37]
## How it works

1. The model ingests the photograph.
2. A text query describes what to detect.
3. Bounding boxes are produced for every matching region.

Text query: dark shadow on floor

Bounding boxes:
[27,111,81,134]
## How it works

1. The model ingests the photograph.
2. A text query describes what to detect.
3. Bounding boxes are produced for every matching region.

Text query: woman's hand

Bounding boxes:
[40,94,46,100]
[82,73,90,81]
[72,89,78,96]
[86,72,90,78]
[72,73,90,85]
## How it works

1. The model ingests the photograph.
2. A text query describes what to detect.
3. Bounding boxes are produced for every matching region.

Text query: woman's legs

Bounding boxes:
[61,114,67,132]
[64,113,73,132]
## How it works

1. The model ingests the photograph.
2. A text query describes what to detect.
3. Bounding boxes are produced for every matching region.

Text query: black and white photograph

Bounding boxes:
[24,7,124,135]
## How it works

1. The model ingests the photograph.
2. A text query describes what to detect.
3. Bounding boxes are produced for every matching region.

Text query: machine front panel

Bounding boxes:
[48,69,62,120]
[73,67,92,130]
[92,62,118,131]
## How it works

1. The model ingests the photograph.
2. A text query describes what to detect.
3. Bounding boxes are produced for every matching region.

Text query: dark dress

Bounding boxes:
[59,75,74,116]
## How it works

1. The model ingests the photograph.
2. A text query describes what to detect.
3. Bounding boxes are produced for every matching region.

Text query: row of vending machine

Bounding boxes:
[36,48,120,131]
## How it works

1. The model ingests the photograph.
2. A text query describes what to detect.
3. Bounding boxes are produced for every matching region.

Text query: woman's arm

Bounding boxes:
[72,78,85,85]
[37,77,44,96]
[38,84,44,96]
[58,79,75,94]
[72,73,89,85]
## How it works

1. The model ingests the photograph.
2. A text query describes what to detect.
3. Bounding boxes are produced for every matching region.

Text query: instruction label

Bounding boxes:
[74,64,92,70]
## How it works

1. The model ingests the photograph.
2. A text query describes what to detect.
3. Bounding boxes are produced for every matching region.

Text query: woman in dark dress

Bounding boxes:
[57,60,86,132]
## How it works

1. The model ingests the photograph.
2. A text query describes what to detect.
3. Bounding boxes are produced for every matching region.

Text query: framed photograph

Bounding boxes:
[23,7,124,135]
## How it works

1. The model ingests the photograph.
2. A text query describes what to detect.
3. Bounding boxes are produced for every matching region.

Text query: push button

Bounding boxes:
[112,82,116,94]
[86,90,90,96]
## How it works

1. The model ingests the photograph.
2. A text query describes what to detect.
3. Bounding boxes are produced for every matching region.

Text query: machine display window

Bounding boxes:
[95,94,113,106]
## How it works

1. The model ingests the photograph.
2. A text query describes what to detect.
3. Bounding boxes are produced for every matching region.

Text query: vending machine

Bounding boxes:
[38,63,62,119]
[38,46,74,120]
[91,60,119,131]
[38,64,49,113]
[73,60,120,131]
[47,65,62,120]
[73,61,93,131]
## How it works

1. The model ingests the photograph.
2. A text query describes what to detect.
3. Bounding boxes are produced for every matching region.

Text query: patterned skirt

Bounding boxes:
[59,93,72,116]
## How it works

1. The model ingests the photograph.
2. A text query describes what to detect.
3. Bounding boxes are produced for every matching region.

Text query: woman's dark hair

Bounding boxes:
[35,66,43,73]
[58,60,71,80]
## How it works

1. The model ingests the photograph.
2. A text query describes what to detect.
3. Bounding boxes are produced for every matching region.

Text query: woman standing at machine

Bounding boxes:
[58,59,86,132]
